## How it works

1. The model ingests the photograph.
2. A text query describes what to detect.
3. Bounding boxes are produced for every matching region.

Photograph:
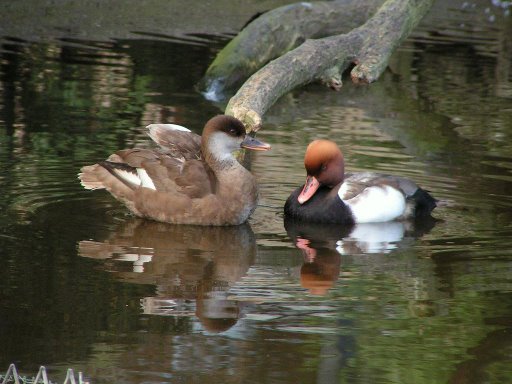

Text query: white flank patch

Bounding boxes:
[340,185,406,223]
[113,168,142,186]
[146,123,191,133]
[337,182,351,200]
[137,169,157,190]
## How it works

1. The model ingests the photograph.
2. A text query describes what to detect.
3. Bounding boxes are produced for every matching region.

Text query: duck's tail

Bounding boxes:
[78,164,108,190]
[412,187,437,217]
[78,163,140,213]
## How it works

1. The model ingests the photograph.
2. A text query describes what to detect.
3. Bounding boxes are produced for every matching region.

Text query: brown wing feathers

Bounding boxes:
[99,161,140,189]
[79,123,215,201]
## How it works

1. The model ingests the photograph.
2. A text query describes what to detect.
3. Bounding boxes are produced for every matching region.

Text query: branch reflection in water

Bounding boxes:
[284,217,437,295]
[78,219,256,333]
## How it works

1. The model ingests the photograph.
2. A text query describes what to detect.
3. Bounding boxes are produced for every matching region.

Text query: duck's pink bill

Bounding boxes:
[241,135,271,151]
[298,175,320,204]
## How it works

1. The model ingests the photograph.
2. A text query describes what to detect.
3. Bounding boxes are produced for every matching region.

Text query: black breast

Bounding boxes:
[284,185,355,225]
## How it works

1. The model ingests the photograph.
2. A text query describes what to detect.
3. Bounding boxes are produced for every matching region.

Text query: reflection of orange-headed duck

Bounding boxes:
[285,140,436,224]
[79,115,270,225]
[296,238,341,296]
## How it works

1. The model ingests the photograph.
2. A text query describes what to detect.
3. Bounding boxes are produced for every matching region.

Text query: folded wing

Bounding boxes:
[79,123,216,199]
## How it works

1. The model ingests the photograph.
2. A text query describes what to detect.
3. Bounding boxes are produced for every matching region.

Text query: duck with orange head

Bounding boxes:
[284,140,436,224]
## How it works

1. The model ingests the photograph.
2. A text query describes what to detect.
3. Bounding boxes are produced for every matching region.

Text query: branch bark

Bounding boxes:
[218,0,434,131]
[199,0,385,100]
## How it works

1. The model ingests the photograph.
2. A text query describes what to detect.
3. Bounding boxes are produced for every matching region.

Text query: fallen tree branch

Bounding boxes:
[222,0,434,131]
[199,0,385,100]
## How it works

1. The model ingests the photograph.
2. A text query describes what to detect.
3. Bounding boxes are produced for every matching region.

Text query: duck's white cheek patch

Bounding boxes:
[208,132,238,161]
[341,185,406,223]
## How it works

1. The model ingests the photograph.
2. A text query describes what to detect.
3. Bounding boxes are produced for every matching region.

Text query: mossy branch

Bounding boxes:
[199,0,385,100]
[202,0,434,131]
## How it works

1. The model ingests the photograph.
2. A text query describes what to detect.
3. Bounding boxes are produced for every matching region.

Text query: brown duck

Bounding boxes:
[79,115,271,225]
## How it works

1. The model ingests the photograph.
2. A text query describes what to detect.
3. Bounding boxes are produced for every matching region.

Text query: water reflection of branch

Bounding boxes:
[448,321,512,384]
[495,12,512,97]
[78,218,256,332]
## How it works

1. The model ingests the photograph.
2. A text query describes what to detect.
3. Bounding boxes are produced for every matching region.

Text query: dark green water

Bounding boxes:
[1,1,512,383]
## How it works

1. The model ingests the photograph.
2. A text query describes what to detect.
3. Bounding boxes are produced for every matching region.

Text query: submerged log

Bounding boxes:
[205,0,434,131]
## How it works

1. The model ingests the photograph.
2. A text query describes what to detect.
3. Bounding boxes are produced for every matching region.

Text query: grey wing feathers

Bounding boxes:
[394,177,420,197]
[342,173,419,200]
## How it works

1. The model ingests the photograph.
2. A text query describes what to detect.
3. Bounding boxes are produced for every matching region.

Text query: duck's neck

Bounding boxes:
[206,149,256,196]
[203,149,239,173]
[202,147,258,223]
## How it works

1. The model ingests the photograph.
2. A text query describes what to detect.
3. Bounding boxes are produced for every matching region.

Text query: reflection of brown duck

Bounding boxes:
[79,218,256,331]
[195,278,240,333]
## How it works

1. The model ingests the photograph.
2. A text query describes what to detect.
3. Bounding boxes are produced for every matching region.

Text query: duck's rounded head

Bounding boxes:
[298,140,345,204]
[202,115,271,161]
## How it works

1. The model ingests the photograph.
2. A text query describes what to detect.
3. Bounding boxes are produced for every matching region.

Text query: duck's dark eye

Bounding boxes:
[229,128,237,136]
[321,164,327,171]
